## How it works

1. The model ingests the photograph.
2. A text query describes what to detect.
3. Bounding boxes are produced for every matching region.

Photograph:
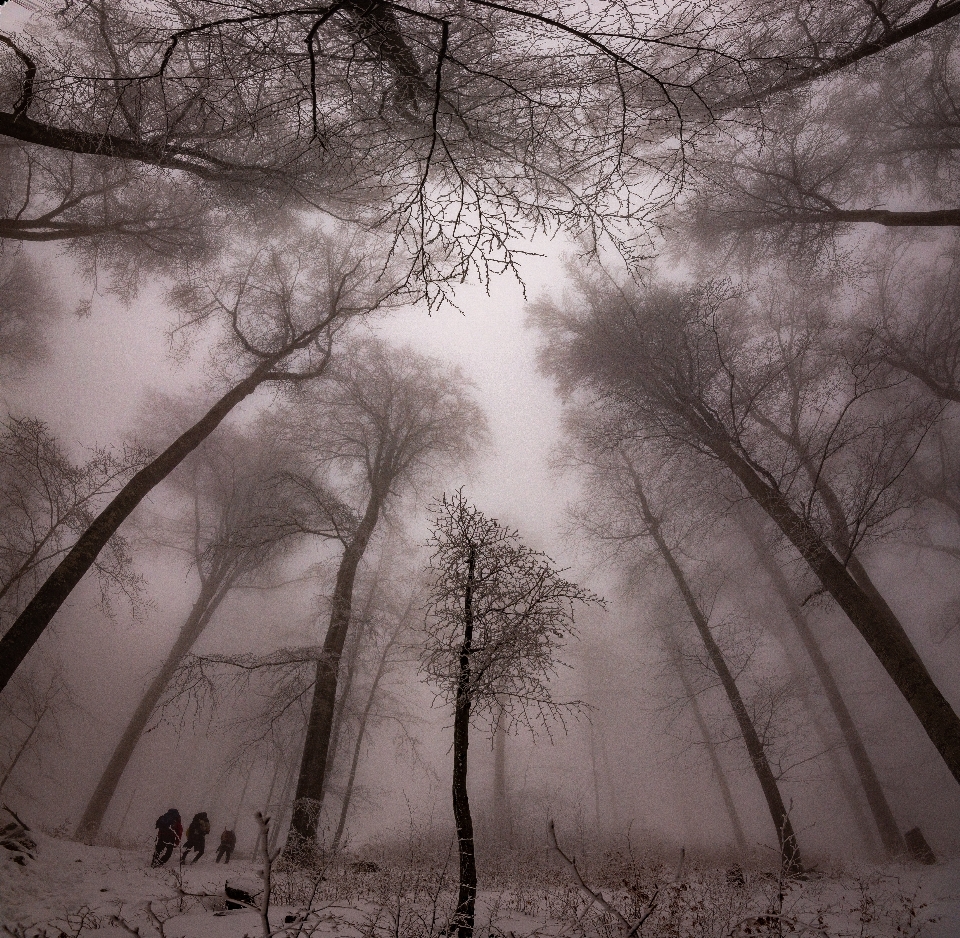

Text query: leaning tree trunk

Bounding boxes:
[323,613,371,786]
[793,446,922,659]
[702,429,960,786]
[631,481,803,874]
[657,622,749,855]
[452,546,477,938]
[742,519,906,857]
[75,565,237,839]
[288,491,384,844]
[325,560,388,780]
[0,361,276,695]
[332,625,401,850]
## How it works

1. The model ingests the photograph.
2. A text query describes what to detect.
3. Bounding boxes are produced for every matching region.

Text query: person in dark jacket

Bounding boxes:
[181,811,211,864]
[151,809,182,867]
[216,828,237,864]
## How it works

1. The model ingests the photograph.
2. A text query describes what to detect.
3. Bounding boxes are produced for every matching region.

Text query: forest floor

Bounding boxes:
[2,831,960,938]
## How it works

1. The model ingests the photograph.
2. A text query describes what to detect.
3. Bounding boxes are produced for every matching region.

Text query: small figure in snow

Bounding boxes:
[216,828,237,864]
[181,811,211,864]
[151,808,182,867]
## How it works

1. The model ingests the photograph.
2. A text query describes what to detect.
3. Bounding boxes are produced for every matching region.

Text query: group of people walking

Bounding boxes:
[151,809,237,867]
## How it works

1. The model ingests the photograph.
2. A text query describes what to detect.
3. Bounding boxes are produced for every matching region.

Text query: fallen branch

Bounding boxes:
[547,819,680,938]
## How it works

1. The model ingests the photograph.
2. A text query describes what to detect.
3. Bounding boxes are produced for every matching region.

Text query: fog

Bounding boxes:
[3,1,960,935]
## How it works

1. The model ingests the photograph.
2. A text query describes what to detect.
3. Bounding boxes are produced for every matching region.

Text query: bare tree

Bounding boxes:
[0,653,77,798]
[0,415,144,633]
[558,432,803,873]
[5,0,952,296]
[534,272,960,786]
[331,584,423,850]
[0,0,696,292]
[74,420,348,841]
[859,242,960,404]
[287,339,486,846]
[740,516,905,856]
[675,30,960,272]
[0,225,406,695]
[422,489,599,938]
[725,288,938,720]
[163,530,429,858]
[0,141,230,295]
[0,252,62,371]
[710,0,960,109]
[650,610,750,856]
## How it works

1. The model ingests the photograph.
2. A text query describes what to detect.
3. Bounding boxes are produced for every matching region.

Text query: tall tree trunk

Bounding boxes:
[657,622,749,855]
[493,717,512,845]
[331,626,401,850]
[742,520,906,857]
[75,567,237,839]
[596,728,621,831]
[0,363,274,695]
[325,557,388,778]
[270,750,302,857]
[790,441,920,658]
[453,546,477,938]
[289,491,384,843]
[702,429,960,785]
[323,614,370,787]
[589,722,602,828]
[750,208,960,228]
[630,478,803,874]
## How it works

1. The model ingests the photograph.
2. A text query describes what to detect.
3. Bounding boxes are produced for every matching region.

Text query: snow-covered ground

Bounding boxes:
[2,833,959,938]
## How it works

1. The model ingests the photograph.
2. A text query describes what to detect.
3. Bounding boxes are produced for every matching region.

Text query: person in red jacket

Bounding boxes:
[151,809,182,867]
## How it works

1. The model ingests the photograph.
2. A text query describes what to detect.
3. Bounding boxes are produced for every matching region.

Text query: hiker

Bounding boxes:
[151,809,182,867]
[181,811,211,864]
[216,828,237,864]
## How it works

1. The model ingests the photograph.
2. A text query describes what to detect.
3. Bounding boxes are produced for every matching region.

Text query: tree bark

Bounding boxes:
[742,520,906,856]
[755,208,960,228]
[452,545,477,938]
[0,112,249,181]
[0,364,272,695]
[0,219,156,241]
[288,491,384,843]
[702,428,960,786]
[75,566,237,839]
[630,479,803,873]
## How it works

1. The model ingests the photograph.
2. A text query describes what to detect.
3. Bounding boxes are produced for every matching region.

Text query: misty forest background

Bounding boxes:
[3,0,960,900]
